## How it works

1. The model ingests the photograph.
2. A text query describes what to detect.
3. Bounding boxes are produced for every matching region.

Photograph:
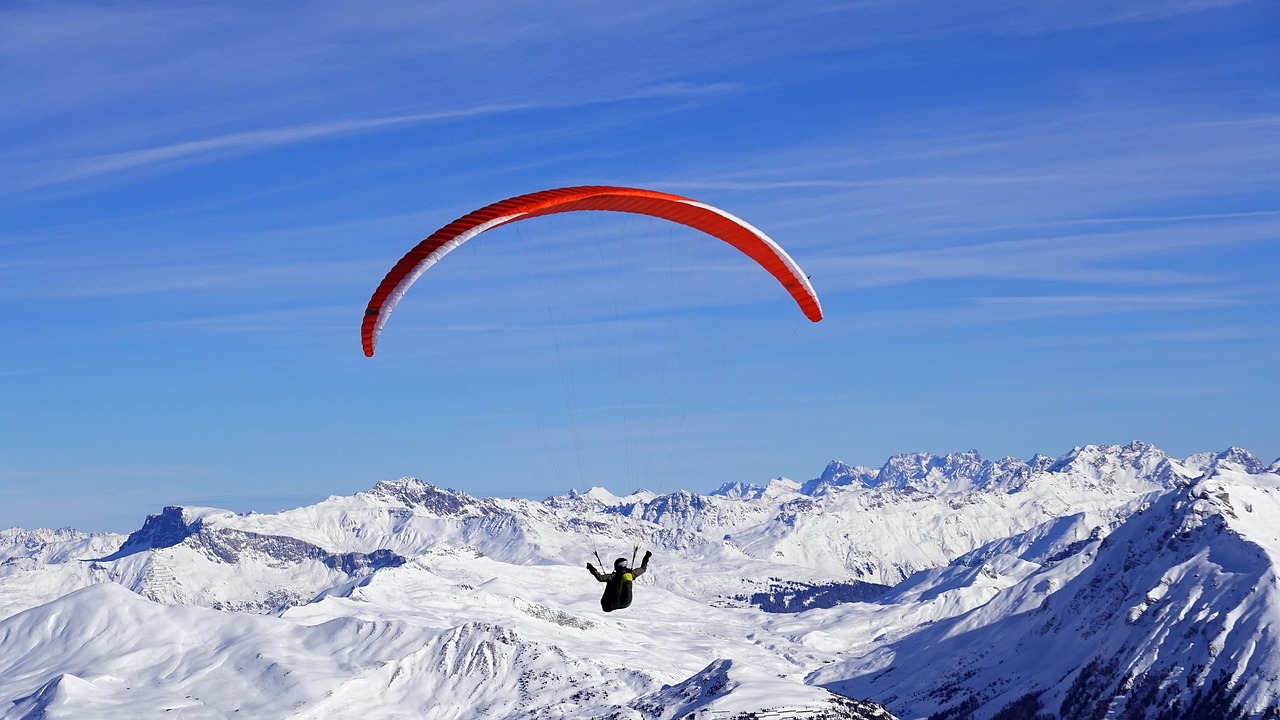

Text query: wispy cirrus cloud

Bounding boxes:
[803,289,1259,342]
[812,215,1280,289]
[9,82,737,193]
[0,256,382,301]
[987,0,1256,34]
[972,292,1246,312]
[648,98,1280,296]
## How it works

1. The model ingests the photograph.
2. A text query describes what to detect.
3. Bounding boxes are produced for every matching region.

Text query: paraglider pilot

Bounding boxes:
[587,550,651,612]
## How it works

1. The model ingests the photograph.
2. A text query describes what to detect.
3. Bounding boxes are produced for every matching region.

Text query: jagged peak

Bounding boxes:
[1181,450,1217,475]
[1051,439,1165,463]
[1029,453,1055,469]
[1207,446,1265,475]
[0,526,98,548]
[797,442,1214,497]
[820,460,858,481]
[710,477,801,501]
[798,460,878,496]
[98,506,204,560]
[815,468,1280,719]
[366,475,429,495]
[1042,442,1271,490]
[710,481,763,500]
[541,487,594,509]
[628,487,658,500]
[1043,441,1180,485]
[632,488,721,526]
[360,477,475,515]
[869,449,991,492]
[646,487,706,508]
[547,486,657,509]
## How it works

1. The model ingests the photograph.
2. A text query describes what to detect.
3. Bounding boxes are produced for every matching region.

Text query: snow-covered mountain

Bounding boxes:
[0,527,124,620]
[2,442,1277,719]
[811,464,1280,719]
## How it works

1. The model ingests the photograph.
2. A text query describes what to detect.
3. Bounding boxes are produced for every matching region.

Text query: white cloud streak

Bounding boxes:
[813,217,1280,289]
[9,82,737,192]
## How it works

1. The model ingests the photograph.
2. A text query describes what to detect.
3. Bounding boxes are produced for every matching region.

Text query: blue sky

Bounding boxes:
[2,1,1278,532]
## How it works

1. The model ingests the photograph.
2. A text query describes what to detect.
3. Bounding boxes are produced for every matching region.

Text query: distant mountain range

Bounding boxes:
[2,441,1277,719]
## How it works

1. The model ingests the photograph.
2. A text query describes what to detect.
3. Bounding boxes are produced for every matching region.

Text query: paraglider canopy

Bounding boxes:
[361,185,822,356]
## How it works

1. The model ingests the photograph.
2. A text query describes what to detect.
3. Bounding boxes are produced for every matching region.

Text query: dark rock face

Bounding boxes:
[99,506,199,560]
[101,506,408,573]
[325,548,405,574]
[738,579,892,613]
[183,525,408,573]
[96,505,408,614]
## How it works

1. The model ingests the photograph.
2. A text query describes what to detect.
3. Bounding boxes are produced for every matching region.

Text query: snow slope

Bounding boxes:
[811,467,1280,719]
[1,442,1277,719]
[0,527,124,620]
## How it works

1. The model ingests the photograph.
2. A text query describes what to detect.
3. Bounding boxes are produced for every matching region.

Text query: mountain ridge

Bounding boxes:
[2,441,1277,719]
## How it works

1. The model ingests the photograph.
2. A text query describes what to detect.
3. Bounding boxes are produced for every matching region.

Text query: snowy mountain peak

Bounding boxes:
[99,506,200,560]
[799,460,878,496]
[1048,439,1161,473]
[582,486,622,504]
[711,477,802,501]
[709,480,763,499]
[98,505,246,561]
[765,477,802,496]
[548,486,658,511]
[1028,452,1055,469]
[0,527,114,565]
[869,449,990,493]
[5,442,1279,719]
[360,477,476,515]
[814,461,1280,719]
[1207,446,1266,475]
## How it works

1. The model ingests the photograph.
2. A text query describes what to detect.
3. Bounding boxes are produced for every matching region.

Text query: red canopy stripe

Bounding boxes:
[362,186,821,356]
